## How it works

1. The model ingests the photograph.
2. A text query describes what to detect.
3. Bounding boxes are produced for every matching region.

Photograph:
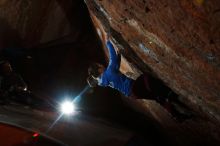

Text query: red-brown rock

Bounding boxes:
[85,0,220,121]
[85,0,220,145]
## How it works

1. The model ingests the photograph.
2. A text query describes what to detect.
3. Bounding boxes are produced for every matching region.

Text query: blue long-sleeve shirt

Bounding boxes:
[98,40,133,96]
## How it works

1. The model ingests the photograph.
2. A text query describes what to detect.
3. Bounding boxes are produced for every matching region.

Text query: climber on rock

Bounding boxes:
[87,38,162,98]
[87,37,192,121]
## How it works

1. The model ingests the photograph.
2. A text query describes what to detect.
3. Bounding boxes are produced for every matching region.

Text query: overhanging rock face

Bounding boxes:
[0,0,86,48]
[85,0,220,122]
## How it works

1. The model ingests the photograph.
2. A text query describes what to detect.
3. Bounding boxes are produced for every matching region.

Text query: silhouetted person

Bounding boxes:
[0,61,27,103]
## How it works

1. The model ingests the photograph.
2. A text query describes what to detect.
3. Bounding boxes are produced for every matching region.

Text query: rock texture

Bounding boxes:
[85,0,220,145]
[0,105,132,146]
[85,0,220,121]
[0,0,103,97]
[0,0,92,48]
[1,0,220,145]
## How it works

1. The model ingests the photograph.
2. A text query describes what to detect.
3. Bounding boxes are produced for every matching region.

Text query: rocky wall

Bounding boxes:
[85,0,220,123]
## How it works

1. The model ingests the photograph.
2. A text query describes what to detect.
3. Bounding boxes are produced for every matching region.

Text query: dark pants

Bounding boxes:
[131,74,175,104]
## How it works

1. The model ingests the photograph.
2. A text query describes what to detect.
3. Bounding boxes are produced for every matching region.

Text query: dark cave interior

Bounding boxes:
[0,0,220,146]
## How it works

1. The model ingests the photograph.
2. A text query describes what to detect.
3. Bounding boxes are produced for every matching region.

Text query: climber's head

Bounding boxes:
[87,63,105,87]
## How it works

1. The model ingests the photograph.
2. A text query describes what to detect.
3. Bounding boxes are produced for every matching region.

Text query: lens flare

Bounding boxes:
[60,101,75,115]
[45,85,89,134]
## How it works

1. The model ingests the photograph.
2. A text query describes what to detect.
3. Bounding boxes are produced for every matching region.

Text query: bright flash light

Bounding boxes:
[60,101,75,115]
